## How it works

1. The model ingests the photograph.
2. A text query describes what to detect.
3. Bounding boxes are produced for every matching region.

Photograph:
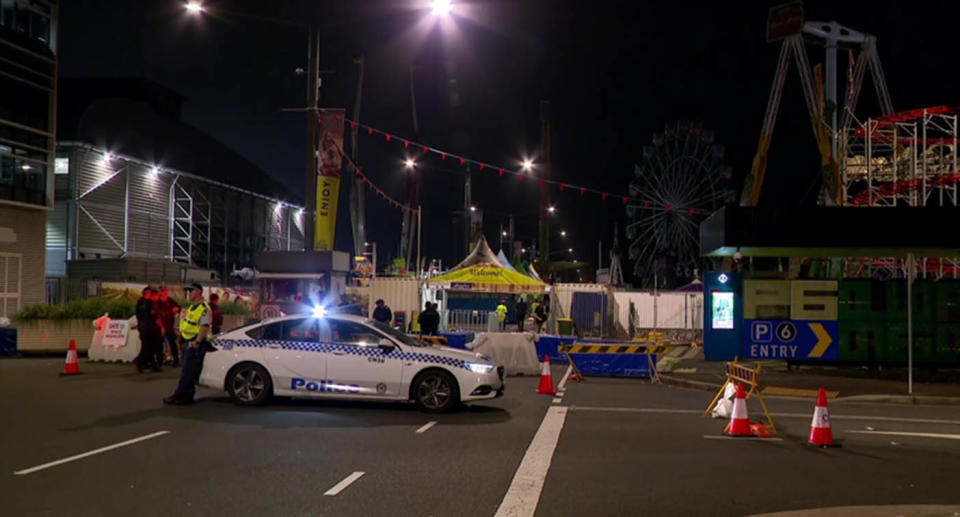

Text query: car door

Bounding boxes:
[257,318,327,394]
[322,319,405,398]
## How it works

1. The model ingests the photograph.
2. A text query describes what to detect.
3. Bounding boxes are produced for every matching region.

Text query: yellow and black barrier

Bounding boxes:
[409,334,449,347]
[559,342,660,382]
[703,357,777,434]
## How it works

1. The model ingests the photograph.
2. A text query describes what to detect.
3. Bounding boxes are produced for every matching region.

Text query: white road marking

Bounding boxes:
[324,471,365,496]
[552,398,562,404]
[14,431,170,476]
[570,406,960,425]
[415,421,437,434]
[556,364,573,391]
[495,406,568,517]
[848,430,960,441]
[703,435,783,442]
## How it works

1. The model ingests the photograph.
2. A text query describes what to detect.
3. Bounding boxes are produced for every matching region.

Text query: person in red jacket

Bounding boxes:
[209,293,224,335]
[157,286,181,366]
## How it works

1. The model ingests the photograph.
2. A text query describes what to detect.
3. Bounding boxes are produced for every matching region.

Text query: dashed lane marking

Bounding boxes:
[324,471,365,496]
[14,431,170,476]
[416,421,437,434]
[556,364,574,391]
[847,430,960,440]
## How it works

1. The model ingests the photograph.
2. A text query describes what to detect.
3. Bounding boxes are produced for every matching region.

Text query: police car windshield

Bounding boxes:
[369,320,425,347]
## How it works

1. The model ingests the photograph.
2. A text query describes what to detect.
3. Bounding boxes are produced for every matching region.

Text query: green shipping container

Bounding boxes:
[886,281,934,323]
[838,279,886,322]
[884,322,935,363]
[935,281,960,323]
[933,323,960,366]
[837,320,885,363]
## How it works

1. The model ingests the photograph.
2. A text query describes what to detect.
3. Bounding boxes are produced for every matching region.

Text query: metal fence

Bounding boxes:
[444,309,499,332]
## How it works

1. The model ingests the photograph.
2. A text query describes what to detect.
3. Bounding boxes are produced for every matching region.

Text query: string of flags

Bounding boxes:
[326,114,713,216]
[337,146,421,214]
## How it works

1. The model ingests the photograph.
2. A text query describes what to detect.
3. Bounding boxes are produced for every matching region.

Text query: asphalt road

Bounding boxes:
[2,358,959,516]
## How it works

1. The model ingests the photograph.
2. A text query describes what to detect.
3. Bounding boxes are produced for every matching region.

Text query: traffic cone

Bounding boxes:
[726,382,752,436]
[537,356,556,395]
[61,339,82,376]
[808,388,839,447]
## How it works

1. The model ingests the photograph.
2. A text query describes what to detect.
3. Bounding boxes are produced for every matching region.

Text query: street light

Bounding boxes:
[560,230,567,237]
[522,159,534,172]
[404,159,416,169]
[431,0,452,15]
[547,206,556,214]
[184,1,203,13]
[469,205,477,212]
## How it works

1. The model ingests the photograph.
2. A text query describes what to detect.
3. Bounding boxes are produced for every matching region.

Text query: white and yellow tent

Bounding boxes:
[429,238,546,294]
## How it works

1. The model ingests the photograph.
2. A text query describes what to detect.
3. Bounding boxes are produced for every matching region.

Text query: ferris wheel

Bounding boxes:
[626,121,734,289]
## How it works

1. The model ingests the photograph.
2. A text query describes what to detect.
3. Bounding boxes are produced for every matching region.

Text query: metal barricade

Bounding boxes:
[444,309,497,332]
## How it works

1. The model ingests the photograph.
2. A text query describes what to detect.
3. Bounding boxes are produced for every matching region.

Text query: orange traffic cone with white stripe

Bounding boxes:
[61,339,81,376]
[808,388,839,447]
[725,382,752,436]
[537,356,556,395]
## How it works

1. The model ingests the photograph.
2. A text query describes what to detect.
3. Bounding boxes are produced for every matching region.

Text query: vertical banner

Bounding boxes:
[316,109,345,251]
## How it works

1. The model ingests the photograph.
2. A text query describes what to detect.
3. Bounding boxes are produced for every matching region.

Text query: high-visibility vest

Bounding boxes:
[179,302,210,341]
[496,304,507,321]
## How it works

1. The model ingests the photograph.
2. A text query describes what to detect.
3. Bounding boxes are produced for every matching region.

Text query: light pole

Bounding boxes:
[349,54,366,258]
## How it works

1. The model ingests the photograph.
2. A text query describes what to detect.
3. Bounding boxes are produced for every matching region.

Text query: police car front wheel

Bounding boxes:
[412,370,460,413]
[227,363,273,406]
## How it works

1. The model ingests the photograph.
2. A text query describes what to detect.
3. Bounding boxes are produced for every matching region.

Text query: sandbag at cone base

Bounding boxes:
[809,387,839,447]
[726,382,752,436]
[537,356,556,395]
[61,339,82,376]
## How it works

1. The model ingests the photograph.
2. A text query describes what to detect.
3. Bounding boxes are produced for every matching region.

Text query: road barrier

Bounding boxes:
[703,358,777,434]
[558,341,659,381]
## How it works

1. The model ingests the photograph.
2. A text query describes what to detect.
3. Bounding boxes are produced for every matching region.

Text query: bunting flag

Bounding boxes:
[335,117,716,216]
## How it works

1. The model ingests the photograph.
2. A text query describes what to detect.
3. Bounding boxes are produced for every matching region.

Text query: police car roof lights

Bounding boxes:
[312,305,327,319]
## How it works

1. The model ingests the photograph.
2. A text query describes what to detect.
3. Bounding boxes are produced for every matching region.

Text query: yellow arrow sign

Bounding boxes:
[807,323,833,358]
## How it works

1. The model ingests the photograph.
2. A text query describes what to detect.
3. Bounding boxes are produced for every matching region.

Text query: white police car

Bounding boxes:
[199,310,504,412]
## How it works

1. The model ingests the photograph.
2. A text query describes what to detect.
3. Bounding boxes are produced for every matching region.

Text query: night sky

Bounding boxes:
[59,1,960,282]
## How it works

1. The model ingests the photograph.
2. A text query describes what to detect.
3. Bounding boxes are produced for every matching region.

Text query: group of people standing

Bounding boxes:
[498,295,548,333]
[134,284,223,375]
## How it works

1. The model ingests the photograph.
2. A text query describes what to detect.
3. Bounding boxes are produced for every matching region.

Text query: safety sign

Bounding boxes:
[743,319,838,361]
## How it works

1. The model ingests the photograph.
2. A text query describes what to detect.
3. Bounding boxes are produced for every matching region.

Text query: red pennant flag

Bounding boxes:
[350,121,356,129]
[385,133,391,142]
[689,207,695,215]
[333,115,339,122]
[367,127,373,135]
[519,174,524,181]
[580,188,585,196]
[499,168,504,176]
[422,146,428,153]
[404,140,409,148]
[601,192,607,200]
[441,153,447,160]
[666,204,672,211]
[643,200,650,208]
[459,157,466,166]
[622,196,628,204]
[539,179,544,187]
[479,164,485,171]
[559,184,565,192]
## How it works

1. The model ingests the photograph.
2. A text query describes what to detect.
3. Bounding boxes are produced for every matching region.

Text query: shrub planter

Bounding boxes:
[14,319,96,354]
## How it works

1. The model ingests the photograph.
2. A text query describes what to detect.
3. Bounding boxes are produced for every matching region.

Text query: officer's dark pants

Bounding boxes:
[172,341,206,401]
[517,313,526,332]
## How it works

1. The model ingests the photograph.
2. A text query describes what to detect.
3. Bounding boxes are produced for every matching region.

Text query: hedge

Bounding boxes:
[14,299,137,321]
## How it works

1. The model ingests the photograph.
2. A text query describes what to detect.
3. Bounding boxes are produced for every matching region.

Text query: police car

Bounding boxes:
[198,308,505,412]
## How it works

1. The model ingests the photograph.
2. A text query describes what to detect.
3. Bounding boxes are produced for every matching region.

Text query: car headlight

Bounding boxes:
[465,362,495,374]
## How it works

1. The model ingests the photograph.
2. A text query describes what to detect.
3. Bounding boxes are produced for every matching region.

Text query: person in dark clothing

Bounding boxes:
[134,287,163,372]
[209,293,224,335]
[372,299,392,324]
[533,301,547,334]
[157,286,180,366]
[148,289,166,368]
[515,298,528,332]
[418,302,441,335]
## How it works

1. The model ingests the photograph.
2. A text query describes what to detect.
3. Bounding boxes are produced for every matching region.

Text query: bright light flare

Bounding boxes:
[102,152,113,164]
[431,0,452,15]
[312,306,327,319]
[560,230,567,237]
[404,159,416,168]
[185,1,204,13]
[568,248,573,253]
[521,159,534,171]
[547,206,556,214]
[151,166,161,176]
[469,205,477,212]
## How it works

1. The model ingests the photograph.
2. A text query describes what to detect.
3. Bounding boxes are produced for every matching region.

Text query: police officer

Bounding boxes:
[163,283,212,405]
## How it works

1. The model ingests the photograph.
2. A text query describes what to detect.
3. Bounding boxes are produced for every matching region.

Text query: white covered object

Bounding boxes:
[711,381,738,419]
[88,316,141,363]
[468,332,539,375]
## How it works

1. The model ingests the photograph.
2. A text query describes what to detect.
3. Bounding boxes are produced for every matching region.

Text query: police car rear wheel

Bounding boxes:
[413,370,459,413]
[227,363,272,406]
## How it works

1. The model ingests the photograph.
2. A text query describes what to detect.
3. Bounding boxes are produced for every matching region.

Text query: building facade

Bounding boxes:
[0,1,57,317]
[48,78,304,301]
